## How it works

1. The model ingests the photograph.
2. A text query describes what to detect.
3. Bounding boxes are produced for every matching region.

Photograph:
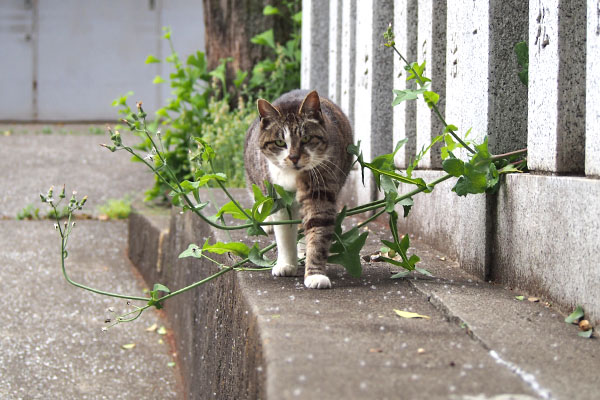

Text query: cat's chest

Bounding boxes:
[268,162,298,192]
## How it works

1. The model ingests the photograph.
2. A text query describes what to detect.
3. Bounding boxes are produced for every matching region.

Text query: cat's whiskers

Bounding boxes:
[308,169,321,200]
[321,158,347,176]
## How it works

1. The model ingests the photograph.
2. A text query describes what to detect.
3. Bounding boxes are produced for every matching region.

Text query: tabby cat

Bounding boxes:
[244,90,353,289]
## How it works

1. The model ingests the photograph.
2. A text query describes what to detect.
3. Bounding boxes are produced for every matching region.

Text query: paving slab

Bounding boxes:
[128,189,600,400]
[0,125,153,218]
[0,220,181,399]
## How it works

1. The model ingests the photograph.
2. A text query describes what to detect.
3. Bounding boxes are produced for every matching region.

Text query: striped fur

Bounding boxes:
[244,90,353,289]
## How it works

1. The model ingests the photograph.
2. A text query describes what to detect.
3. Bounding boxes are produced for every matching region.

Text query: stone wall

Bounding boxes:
[302,0,600,324]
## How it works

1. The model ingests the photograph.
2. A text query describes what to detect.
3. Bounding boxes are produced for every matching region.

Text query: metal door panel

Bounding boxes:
[0,0,34,120]
[37,0,160,121]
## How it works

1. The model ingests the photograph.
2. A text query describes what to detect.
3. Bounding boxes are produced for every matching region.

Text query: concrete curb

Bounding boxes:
[128,189,599,400]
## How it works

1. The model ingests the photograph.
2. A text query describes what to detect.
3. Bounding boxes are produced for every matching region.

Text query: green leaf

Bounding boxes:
[202,241,250,258]
[246,223,268,237]
[196,173,228,187]
[263,5,280,15]
[515,295,525,301]
[162,26,172,39]
[415,267,432,277]
[423,91,440,108]
[153,75,165,84]
[252,197,274,222]
[215,201,249,220]
[178,243,203,259]
[251,29,276,49]
[328,230,368,278]
[406,61,431,86]
[398,197,414,218]
[565,305,584,324]
[248,243,274,267]
[273,184,295,207]
[233,70,248,88]
[444,124,458,134]
[442,157,465,177]
[365,162,429,188]
[578,329,593,338]
[382,212,418,271]
[292,11,302,24]
[145,54,161,64]
[392,88,428,106]
[153,283,170,294]
[157,326,167,335]
[390,270,410,279]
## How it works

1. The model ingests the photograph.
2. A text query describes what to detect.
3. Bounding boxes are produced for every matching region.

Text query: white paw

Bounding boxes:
[272,262,298,277]
[304,274,331,289]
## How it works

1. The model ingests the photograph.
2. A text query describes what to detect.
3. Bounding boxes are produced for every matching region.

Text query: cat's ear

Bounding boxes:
[299,90,323,123]
[257,99,281,128]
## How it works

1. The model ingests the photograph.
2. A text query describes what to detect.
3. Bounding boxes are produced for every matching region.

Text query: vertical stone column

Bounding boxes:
[487,0,528,153]
[340,0,356,127]
[415,0,446,168]
[445,0,528,156]
[445,0,489,152]
[392,0,418,169]
[586,0,600,176]
[528,0,586,173]
[354,0,394,204]
[328,0,342,103]
[301,0,329,95]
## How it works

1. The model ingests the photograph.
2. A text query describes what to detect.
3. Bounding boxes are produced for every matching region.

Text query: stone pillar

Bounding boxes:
[392,0,418,169]
[527,0,586,173]
[301,0,329,95]
[445,0,489,153]
[487,0,528,153]
[446,0,528,156]
[328,0,342,103]
[586,0,600,177]
[415,0,446,168]
[340,0,356,127]
[354,0,394,204]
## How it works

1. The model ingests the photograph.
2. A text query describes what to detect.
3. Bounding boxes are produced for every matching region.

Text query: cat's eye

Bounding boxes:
[300,135,311,144]
[275,139,286,147]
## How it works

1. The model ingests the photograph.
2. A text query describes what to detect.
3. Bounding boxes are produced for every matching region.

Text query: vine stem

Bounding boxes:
[491,148,527,160]
[390,44,476,155]
[55,212,149,302]
[355,173,454,229]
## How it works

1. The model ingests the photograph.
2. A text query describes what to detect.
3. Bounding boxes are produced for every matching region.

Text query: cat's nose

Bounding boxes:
[288,154,300,164]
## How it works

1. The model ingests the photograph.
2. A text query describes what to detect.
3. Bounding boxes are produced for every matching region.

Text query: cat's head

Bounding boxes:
[256,90,328,172]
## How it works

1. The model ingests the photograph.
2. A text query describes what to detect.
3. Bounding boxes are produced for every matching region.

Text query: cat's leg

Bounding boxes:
[271,204,299,277]
[302,203,336,289]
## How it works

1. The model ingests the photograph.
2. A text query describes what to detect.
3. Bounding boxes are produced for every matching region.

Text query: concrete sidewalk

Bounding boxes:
[0,125,154,218]
[129,189,600,400]
[0,128,182,399]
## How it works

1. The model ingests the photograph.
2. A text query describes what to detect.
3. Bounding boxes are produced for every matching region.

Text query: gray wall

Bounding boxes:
[0,0,204,121]
[302,0,600,325]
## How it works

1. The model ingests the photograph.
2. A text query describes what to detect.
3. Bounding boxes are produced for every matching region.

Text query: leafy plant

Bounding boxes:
[16,204,40,220]
[98,198,132,219]
[113,2,301,201]
[247,1,302,101]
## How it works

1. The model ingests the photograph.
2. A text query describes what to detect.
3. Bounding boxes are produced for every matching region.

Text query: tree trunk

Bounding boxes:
[202,0,297,82]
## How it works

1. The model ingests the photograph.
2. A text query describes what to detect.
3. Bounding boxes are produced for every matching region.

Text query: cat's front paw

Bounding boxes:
[272,262,298,277]
[304,274,331,289]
